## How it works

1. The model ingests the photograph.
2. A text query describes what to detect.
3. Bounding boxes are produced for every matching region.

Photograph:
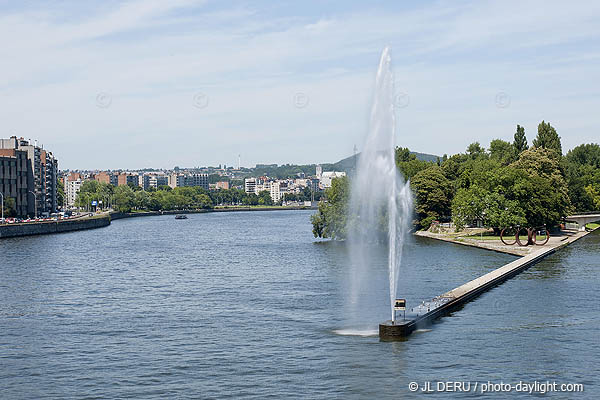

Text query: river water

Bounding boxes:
[1,210,598,398]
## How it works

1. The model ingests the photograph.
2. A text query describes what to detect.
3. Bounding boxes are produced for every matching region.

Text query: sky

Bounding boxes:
[0,0,599,170]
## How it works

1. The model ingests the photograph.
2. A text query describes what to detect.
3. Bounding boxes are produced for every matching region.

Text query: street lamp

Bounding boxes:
[0,192,4,224]
[28,190,37,219]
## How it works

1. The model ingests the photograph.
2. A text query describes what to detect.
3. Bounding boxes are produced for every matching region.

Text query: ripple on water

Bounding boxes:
[1,213,599,399]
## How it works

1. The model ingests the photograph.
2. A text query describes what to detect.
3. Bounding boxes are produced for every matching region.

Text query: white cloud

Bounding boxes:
[0,0,599,169]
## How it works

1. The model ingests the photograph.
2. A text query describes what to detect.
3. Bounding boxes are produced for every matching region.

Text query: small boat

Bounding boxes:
[175,214,188,220]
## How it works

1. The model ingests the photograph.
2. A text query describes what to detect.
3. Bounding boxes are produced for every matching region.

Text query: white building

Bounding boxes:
[244,178,257,194]
[269,181,281,203]
[320,171,346,188]
[140,173,169,190]
[65,179,82,207]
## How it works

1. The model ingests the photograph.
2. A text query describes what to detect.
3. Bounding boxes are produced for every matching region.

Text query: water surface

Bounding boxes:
[1,210,598,398]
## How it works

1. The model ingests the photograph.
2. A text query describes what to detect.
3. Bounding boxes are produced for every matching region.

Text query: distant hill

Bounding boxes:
[246,150,439,179]
[322,151,440,172]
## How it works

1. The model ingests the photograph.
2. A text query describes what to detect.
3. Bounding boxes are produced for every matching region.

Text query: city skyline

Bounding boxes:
[1,1,599,170]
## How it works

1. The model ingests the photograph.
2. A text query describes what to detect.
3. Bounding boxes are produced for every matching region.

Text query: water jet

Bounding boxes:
[346,46,413,338]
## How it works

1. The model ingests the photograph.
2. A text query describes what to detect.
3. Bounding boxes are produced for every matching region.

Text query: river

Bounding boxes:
[1,210,598,398]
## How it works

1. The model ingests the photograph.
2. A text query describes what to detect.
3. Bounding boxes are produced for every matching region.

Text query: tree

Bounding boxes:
[257,190,273,206]
[57,178,65,208]
[451,184,526,231]
[195,193,213,209]
[410,166,453,229]
[584,185,600,209]
[395,147,433,180]
[533,120,562,155]
[566,143,600,211]
[566,143,600,167]
[451,186,487,230]
[1,197,17,217]
[513,124,528,154]
[244,193,259,206]
[311,176,350,239]
[134,190,150,210]
[466,142,486,159]
[395,147,416,163]
[510,147,571,226]
[113,185,135,213]
[489,139,514,165]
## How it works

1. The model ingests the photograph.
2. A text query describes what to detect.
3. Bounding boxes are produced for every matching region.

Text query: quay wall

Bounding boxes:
[0,215,111,239]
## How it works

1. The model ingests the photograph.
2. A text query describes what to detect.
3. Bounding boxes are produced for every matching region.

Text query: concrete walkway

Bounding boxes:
[381,228,595,339]
[415,228,585,256]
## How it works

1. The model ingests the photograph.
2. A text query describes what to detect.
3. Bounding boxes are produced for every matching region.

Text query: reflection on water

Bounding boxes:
[0,211,598,398]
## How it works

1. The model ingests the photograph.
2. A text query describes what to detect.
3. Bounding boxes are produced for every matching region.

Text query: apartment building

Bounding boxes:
[140,173,169,190]
[0,136,58,216]
[65,177,83,207]
[0,148,33,216]
[117,173,139,187]
[169,173,209,189]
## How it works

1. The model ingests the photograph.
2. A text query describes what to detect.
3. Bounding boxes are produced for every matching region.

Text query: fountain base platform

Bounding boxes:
[379,320,414,341]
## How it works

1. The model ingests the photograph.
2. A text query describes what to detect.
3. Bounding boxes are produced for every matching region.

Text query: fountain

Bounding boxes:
[347,47,413,338]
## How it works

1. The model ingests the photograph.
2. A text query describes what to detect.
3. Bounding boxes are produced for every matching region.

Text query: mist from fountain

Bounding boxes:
[347,46,413,323]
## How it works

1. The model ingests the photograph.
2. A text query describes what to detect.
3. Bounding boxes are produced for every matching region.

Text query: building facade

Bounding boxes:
[0,136,58,217]
[0,148,33,217]
[169,173,209,189]
[215,181,230,190]
[244,177,256,194]
[65,178,83,207]
[320,171,346,189]
[117,173,139,187]
[140,173,169,190]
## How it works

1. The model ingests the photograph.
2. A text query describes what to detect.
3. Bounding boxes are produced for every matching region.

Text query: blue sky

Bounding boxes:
[1,0,599,169]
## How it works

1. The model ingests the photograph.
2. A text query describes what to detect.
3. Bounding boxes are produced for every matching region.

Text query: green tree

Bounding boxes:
[451,184,526,231]
[195,193,213,209]
[466,142,486,160]
[113,185,135,213]
[134,190,150,210]
[584,185,600,209]
[565,143,600,211]
[57,178,65,207]
[513,124,528,154]
[1,197,17,217]
[489,139,514,165]
[257,190,274,206]
[395,147,416,163]
[411,166,453,229]
[311,176,350,239]
[510,147,571,226]
[395,147,433,180]
[533,120,562,155]
[244,193,259,206]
